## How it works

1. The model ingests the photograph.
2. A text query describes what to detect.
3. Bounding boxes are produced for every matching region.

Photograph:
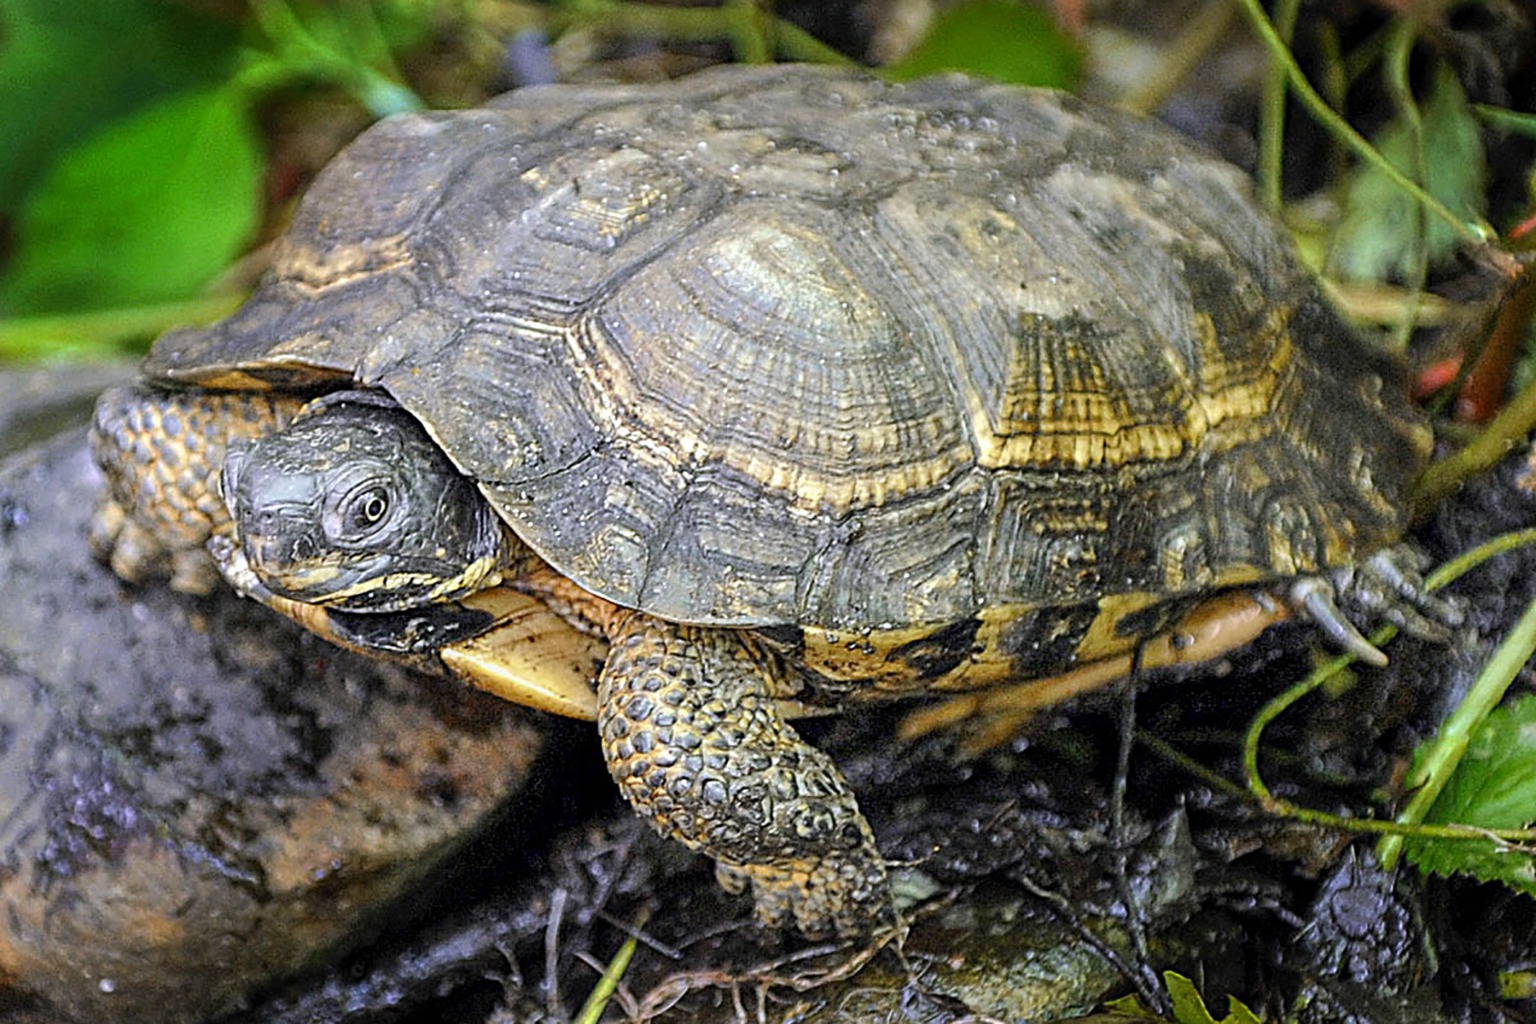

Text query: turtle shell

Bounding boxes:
[142,64,1428,632]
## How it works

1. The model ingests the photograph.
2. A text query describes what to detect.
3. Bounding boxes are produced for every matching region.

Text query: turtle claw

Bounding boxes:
[1348,547,1463,637]
[1290,577,1389,667]
[716,854,897,939]
[208,532,271,602]
[1292,545,1462,665]
[1335,546,1462,640]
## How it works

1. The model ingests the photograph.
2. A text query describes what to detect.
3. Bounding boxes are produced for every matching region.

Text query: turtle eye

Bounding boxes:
[340,485,394,537]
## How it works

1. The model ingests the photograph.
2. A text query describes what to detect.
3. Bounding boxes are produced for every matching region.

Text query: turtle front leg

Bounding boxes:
[598,613,893,937]
[90,386,301,593]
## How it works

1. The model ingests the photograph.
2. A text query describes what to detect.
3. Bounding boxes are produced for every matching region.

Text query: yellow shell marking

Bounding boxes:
[973,309,1295,472]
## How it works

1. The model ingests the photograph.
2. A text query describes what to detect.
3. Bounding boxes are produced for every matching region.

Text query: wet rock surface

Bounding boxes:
[0,363,134,462]
[0,429,550,1024]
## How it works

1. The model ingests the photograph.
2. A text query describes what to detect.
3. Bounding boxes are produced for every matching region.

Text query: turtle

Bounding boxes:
[91,63,1443,937]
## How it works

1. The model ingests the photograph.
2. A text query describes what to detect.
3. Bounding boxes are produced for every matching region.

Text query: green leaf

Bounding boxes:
[0,85,263,318]
[0,294,243,362]
[240,0,428,116]
[1102,973,1264,1024]
[0,0,240,213]
[883,0,1082,89]
[1402,694,1536,895]
[1330,63,1487,282]
[1103,992,1164,1019]
[1166,973,1263,1024]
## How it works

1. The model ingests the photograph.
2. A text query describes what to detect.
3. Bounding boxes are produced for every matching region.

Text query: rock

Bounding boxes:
[0,362,134,460]
[0,430,548,1024]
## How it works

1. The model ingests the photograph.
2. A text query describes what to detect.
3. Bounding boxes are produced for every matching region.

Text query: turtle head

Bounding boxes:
[222,391,508,613]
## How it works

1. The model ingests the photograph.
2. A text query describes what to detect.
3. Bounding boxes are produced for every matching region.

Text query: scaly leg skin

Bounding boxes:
[599,613,893,937]
[90,386,301,593]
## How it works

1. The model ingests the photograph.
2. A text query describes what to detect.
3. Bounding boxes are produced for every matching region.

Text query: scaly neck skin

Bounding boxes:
[505,544,632,639]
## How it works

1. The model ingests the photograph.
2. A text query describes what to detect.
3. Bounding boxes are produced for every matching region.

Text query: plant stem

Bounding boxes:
[1231,0,1492,248]
[1257,0,1300,210]
[1379,593,1536,868]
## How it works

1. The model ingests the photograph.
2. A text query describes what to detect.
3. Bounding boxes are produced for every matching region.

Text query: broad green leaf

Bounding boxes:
[1330,64,1487,282]
[0,0,240,212]
[883,0,1081,89]
[0,86,263,317]
[0,294,243,362]
[1402,694,1536,895]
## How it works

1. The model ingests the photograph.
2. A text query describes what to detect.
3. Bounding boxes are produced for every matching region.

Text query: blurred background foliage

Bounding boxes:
[0,0,1531,366]
[0,0,444,357]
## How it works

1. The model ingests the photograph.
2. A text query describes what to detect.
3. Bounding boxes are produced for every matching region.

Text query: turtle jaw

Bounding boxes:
[244,540,506,612]
[236,522,436,612]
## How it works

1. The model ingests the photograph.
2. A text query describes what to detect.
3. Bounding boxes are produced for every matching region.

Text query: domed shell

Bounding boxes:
[143,64,1429,632]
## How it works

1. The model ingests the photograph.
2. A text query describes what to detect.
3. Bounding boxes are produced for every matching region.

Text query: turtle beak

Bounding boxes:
[239,516,356,602]
[239,505,327,582]
[223,443,335,591]
[244,524,321,575]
